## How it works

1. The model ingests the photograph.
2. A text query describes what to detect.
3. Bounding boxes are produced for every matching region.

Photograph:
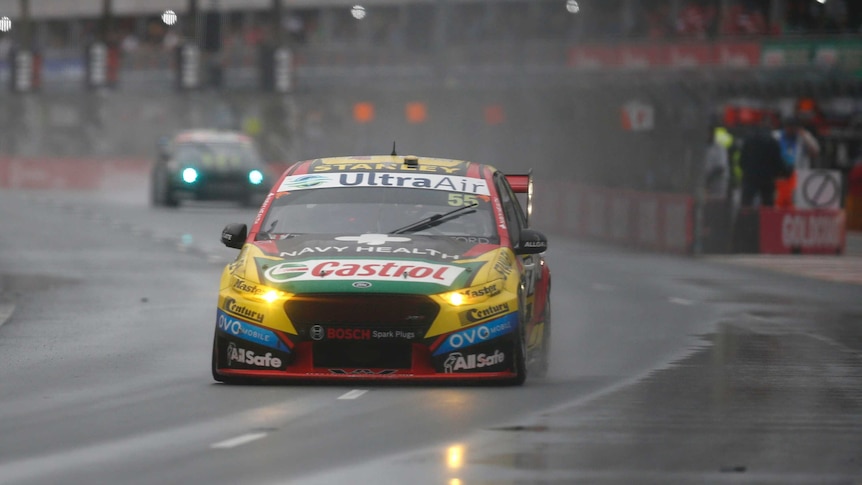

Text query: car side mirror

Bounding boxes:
[515,228,547,255]
[221,223,248,249]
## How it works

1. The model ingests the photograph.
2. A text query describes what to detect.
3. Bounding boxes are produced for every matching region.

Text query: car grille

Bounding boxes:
[284,294,439,328]
[313,341,413,369]
[284,294,440,369]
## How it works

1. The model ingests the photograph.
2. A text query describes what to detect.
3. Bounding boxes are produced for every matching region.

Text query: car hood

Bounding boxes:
[231,234,514,295]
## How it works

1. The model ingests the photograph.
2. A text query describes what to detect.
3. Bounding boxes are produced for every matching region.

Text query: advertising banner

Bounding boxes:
[759,208,846,254]
[540,182,693,254]
[566,40,860,75]
[668,44,716,68]
[566,46,620,69]
[761,41,813,68]
[0,158,150,190]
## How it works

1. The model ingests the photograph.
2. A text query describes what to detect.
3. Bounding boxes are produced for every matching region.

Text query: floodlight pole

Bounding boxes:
[100,0,113,43]
[187,0,199,43]
[18,0,31,49]
[273,0,285,46]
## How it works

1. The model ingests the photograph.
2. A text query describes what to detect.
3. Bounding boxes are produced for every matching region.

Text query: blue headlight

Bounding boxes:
[248,169,264,185]
[182,168,198,184]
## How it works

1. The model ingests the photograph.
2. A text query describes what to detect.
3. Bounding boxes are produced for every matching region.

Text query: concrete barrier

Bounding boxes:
[0,158,151,190]
[534,181,695,254]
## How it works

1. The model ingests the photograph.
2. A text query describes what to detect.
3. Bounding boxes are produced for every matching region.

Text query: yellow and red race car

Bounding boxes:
[212,155,551,384]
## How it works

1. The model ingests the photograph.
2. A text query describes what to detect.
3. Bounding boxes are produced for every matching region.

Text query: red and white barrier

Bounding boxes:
[759,208,846,255]
[0,158,151,190]
[535,181,695,254]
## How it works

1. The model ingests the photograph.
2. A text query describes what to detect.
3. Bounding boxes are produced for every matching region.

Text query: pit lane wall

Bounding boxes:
[532,181,696,254]
[532,181,847,256]
[0,159,847,256]
[0,158,150,190]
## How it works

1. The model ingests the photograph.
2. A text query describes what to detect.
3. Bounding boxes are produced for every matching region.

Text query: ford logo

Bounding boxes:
[310,325,325,341]
[352,281,372,289]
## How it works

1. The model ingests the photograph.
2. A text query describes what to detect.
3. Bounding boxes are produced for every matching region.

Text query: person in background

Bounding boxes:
[703,125,730,198]
[695,124,732,253]
[739,120,786,207]
[773,116,821,208]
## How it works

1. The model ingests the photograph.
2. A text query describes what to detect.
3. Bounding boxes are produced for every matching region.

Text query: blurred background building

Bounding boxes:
[1,0,861,196]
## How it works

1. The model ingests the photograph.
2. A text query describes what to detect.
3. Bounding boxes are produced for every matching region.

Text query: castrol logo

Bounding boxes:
[264,259,464,286]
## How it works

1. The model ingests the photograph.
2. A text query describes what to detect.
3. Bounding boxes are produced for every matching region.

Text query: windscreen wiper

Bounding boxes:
[256,220,278,240]
[388,203,478,235]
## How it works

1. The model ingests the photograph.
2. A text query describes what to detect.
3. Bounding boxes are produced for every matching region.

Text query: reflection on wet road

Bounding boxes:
[303,281,862,484]
[1,188,861,484]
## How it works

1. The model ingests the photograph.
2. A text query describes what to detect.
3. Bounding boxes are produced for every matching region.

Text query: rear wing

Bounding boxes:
[505,170,534,226]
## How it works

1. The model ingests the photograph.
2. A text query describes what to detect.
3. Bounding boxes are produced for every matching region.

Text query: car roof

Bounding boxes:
[173,130,253,145]
[288,155,495,179]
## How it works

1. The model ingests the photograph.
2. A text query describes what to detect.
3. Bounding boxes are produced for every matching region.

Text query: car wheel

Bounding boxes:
[531,290,551,379]
[211,333,247,385]
[149,170,163,207]
[151,169,178,208]
[506,293,528,386]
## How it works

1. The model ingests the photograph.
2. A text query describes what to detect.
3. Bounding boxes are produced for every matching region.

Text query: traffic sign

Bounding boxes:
[796,169,842,209]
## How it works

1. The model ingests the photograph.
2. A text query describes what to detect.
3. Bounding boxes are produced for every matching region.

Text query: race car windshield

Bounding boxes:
[258,187,499,241]
[173,142,264,169]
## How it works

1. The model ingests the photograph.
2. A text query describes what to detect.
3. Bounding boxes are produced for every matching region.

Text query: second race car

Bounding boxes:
[151,129,270,208]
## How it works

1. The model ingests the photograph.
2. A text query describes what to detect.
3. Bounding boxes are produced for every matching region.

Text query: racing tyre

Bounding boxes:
[506,294,528,386]
[531,291,551,379]
[151,169,178,208]
[211,333,250,385]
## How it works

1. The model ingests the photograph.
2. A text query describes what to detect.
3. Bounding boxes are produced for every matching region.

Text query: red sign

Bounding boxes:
[0,158,150,190]
[567,42,761,70]
[716,42,761,68]
[620,46,667,69]
[567,46,620,69]
[759,208,846,254]
[669,44,716,67]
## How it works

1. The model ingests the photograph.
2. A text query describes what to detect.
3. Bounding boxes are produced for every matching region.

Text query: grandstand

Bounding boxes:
[1,0,861,192]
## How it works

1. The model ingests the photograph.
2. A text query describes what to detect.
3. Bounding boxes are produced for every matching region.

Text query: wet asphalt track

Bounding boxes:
[0,186,860,485]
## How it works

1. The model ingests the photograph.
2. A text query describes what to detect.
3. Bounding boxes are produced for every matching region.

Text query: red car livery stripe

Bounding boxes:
[287,160,312,176]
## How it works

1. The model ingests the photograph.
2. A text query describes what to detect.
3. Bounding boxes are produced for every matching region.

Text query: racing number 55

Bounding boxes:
[448,194,478,207]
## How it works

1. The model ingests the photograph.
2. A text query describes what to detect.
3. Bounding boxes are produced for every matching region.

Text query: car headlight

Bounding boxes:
[248,169,264,185]
[231,275,289,304]
[441,279,504,306]
[182,167,198,184]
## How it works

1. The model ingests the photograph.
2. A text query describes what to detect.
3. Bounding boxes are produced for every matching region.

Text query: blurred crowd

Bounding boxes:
[2,0,861,68]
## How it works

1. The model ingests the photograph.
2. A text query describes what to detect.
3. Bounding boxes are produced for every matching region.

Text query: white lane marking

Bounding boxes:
[591,283,615,291]
[668,297,695,306]
[210,432,268,449]
[338,389,368,400]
